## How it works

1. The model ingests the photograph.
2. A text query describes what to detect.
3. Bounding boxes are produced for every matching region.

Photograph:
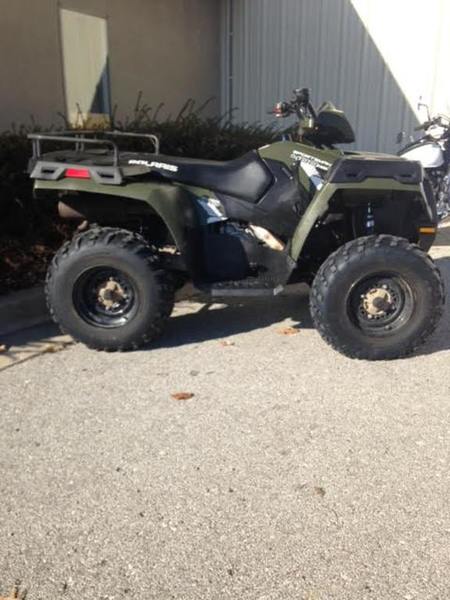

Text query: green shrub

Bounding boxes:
[110,95,278,160]
[0,131,33,231]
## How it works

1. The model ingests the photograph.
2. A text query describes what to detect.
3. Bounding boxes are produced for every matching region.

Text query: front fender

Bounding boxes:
[289,178,428,261]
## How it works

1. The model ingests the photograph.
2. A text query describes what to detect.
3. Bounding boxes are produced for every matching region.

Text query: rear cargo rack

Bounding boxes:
[29,133,120,164]
[105,130,160,154]
[28,130,160,185]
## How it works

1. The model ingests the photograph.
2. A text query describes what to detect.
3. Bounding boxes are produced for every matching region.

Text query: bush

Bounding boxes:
[110,95,278,160]
[0,131,33,234]
[0,97,279,293]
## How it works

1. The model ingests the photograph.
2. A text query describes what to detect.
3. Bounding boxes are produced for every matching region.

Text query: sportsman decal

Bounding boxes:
[290,150,333,191]
[290,150,332,171]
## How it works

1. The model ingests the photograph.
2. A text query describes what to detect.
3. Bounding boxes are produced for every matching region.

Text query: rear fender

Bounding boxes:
[289,178,432,261]
[34,178,201,270]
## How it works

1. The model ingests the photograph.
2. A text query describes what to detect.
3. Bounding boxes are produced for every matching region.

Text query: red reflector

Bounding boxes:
[65,168,91,179]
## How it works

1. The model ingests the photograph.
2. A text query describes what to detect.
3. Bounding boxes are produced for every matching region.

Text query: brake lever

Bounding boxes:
[269,102,291,118]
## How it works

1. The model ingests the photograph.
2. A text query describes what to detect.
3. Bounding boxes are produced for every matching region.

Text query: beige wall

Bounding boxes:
[0,0,221,130]
[0,1,64,130]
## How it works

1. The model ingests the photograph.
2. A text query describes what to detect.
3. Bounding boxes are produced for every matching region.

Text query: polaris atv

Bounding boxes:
[28,88,444,360]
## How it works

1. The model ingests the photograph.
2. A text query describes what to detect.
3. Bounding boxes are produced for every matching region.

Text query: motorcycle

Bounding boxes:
[398,101,450,220]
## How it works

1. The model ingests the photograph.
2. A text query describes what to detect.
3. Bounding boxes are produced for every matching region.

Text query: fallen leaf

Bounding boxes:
[42,342,72,354]
[305,592,319,600]
[220,340,235,347]
[277,326,300,336]
[294,482,308,492]
[43,343,60,353]
[31,244,47,255]
[314,486,326,497]
[0,583,27,599]
[171,392,195,401]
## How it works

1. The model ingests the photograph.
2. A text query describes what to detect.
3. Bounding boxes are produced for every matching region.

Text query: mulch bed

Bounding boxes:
[0,221,74,294]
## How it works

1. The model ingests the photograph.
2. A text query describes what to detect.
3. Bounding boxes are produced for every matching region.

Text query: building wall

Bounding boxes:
[0,0,221,131]
[0,1,64,130]
[221,0,450,153]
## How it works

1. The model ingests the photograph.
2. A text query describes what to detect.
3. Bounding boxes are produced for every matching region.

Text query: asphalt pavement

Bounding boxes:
[1,232,450,600]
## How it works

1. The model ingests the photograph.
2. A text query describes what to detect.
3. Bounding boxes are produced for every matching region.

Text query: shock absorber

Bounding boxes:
[365,203,375,234]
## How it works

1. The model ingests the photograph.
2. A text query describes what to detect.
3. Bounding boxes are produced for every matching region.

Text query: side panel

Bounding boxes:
[259,140,341,200]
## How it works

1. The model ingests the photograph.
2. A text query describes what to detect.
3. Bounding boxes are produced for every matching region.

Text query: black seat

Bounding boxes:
[43,147,273,202]
[140,151,273,203]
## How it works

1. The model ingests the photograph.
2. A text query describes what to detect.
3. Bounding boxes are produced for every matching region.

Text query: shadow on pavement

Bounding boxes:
[1,321,61,348]
[153,290,314,349]
[0,322,72,371]
[2,255,449,359]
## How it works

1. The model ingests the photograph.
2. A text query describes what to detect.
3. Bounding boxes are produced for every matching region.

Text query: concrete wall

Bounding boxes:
[0,0,221,130]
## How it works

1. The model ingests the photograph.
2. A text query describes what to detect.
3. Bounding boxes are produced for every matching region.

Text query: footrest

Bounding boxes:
[206,280,284,297]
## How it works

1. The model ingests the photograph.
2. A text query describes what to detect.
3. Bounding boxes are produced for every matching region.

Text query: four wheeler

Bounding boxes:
[28,88,444,360]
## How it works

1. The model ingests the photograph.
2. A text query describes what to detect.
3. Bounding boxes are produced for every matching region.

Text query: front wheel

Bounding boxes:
[310,235,444,360]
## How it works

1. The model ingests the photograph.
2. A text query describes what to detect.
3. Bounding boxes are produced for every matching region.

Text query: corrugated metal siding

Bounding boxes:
[221,0,449,153]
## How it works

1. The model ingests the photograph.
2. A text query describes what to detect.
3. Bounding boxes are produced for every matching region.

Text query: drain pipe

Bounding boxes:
[228,0,234,120]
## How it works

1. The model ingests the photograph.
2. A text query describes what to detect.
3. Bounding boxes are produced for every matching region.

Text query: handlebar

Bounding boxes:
[269,87,316,120]
[415,114,450,132]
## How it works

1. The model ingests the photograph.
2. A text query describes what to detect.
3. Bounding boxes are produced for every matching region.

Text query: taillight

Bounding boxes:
[65,168,91,179]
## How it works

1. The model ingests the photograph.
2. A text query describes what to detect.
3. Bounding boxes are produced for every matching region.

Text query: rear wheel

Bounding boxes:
[46,227,174,351]
[310,235,444,360]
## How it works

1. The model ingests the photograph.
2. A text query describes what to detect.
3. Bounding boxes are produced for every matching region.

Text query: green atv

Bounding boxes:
[29,88,444,360]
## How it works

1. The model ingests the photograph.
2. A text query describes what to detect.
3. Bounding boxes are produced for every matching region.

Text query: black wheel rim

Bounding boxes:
[73,267,138,328]
[348,274,414,337]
